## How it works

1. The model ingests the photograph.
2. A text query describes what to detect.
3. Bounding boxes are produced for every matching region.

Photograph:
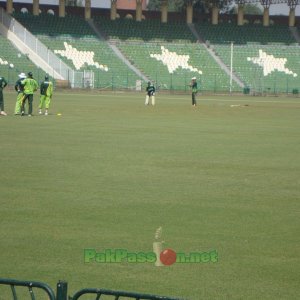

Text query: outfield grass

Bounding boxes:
[0,91,299,299]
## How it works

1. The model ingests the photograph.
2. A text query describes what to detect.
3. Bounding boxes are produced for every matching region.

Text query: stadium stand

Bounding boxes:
[92,17,239,91]
[6,11,300,93]
[93,17,195,42]
[212,44,300,93]
[194,23,296,45]
[0,33,45,84]
[117,42,240,91]
[13,13,141,89]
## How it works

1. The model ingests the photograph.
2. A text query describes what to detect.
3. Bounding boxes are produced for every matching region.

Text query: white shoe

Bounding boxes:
[28,114,32,117]
[45,111,48,116]
[0,111,7,116]
[39,110,42,115]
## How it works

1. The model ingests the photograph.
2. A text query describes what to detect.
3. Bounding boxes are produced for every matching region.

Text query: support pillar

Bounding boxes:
[263,7,269,27]
[136,0,143,22]
[237,4,244,26]
[33,0,39,16]
[289,7,296,27]
[161,0,168,23]
[59,0,65,18]
[212,6,219,25]
[6,0,13,14]
[186,1,193,24]
[111,0,117,20]
[85,0,91,19]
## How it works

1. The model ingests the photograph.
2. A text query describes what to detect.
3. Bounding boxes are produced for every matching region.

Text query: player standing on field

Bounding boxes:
[145,81,156,106]
[39,75,53,116]
[0,75,8,116]
[189,77,198,107]
[21,72,38,117]
[14,72,26,115]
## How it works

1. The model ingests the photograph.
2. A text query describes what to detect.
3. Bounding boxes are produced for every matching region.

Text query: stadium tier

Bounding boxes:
[0,34,45,84]
[194,23,296,45]
[192,23,299,93]
[13,12,95,37]
[117,42,240,92]
[13,13,141,89]
[92,17,239,91]
[93,17,195,42]
[8,12,300,93]
[212,44,300,93]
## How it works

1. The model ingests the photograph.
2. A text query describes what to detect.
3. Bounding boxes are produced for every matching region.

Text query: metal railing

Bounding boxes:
[72,288,182,300]
[0,278,56,300]
[0,278,183,300]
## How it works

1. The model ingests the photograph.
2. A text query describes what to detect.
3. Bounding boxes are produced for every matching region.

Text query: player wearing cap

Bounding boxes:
[14,72,26,115]
[39,75,53,116]
[21,72,38,116]
[189,77,198,107]
[0,75,8,116]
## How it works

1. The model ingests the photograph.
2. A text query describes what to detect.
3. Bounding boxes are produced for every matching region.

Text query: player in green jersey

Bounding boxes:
[21,72,38,116]
[39,75,53,116]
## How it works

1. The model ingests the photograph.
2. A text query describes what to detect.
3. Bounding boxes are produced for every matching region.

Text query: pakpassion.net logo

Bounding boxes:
[84,226,218,266]
[84,248,218,266]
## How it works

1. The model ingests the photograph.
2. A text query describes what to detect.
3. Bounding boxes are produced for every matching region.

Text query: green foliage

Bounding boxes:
[243,3,263,15]
[147,0,236,13]
[148,0,185,12]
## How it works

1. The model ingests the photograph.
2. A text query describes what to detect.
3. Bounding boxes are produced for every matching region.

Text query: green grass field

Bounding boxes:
[0,91,299,299]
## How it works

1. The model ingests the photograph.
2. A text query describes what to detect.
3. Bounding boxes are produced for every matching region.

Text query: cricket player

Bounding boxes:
[189,77,198,106]
[145,81,156,106]
[39,75,53,116]
[21,72,38,116]
[14,72,26,115]
[0,75,8,116]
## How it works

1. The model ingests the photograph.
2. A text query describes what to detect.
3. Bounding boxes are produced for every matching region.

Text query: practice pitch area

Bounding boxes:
[0,91,299,299]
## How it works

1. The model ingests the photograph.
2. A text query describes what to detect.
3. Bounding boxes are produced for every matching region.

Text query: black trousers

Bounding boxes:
[192,92,197,105]
[21,94,34,115]
[0,90,4,111]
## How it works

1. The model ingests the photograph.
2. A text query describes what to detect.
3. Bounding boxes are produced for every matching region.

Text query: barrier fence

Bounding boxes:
[1,63,299,94]
[0,278,182,300]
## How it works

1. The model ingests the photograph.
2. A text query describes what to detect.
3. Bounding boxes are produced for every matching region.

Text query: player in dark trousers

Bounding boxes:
[0,75,8,116]
[21,72,38,116]
[14,72,26,115]
[39,75,53,116]
[145,81,156,106]
[189,77,198,106]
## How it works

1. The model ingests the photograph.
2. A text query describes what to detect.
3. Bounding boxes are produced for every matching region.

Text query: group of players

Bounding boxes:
[0,72,53,117]
[145,77,198,106]
[1,74,197,115]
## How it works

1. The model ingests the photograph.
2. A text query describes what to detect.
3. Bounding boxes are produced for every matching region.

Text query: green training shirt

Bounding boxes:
[21,78,38,95]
